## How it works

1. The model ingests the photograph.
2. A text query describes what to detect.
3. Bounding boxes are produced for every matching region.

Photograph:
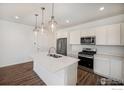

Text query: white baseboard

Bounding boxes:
[0,58,33,68]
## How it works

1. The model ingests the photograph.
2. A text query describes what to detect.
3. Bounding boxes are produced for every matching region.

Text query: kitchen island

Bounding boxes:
[33,52,79,85]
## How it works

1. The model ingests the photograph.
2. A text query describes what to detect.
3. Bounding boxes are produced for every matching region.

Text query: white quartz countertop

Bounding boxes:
[33,52,79,73]
[94,54,124,61]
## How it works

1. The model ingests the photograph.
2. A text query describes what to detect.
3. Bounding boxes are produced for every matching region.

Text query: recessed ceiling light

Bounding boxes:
[99,6,104,11]
[66,20,70,23]
[15,16,19,19]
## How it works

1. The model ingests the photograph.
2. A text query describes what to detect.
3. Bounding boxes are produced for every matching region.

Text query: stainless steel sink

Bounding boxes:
[48,54,62,58]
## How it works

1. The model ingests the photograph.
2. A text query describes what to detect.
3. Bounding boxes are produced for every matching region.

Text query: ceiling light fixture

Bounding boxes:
[99,6,104,11]
[15,16,19,19]
[33,14,39,34]
[66,20,70,23]
[48,3,57,32]
[40,7,45,32]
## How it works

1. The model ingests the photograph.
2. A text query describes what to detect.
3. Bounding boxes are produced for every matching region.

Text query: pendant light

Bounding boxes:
[48,3,57,32]
[33,14,39,35]
[40,7,45,32]
[33,14,39,47]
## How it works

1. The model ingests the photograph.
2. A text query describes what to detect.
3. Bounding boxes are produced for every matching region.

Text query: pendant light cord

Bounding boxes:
[42,9,44,24]
[52,3,54,17]
[41,7,45,24]
[35,14,38,28]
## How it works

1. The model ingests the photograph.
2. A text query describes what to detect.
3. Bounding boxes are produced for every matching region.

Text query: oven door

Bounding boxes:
[78,56,93,69]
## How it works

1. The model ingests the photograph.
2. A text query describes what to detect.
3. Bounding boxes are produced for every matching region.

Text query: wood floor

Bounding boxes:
[0,62,102,85]
[0,62,45,85]
[77,67,102,85]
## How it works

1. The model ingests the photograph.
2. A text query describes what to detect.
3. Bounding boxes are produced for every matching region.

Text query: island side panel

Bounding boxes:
[64,63,78,85]
[34,62,65,85]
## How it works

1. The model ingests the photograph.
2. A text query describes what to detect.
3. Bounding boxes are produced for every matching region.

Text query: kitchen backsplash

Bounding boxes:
[68,45,124,57]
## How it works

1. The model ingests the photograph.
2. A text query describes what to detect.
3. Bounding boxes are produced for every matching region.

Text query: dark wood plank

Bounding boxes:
[0,62,46,85]
[77,67,103,85]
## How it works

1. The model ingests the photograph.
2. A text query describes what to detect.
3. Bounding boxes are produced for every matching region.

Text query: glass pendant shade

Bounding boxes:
[40,7,45,33]
[33,4,57,33]
[33,26,39,32]
[48,3,57,32]
[49,16,57,32]
[33,14,39,33]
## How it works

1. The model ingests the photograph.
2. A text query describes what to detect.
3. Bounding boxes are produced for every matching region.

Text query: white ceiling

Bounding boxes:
[0,3,124,29]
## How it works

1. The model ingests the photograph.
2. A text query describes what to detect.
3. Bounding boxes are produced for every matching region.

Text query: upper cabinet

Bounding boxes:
[81,28,95,37]
[121,23,124,45]
[96,24,122,45]
[81,30,88,37]
[58,23,124,46]
[95,26,107,45]
[69,30,80,44]
[56,31,68,38]
[107,24,121,45]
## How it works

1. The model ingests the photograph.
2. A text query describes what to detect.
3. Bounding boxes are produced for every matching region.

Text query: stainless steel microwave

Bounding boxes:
[80,36,96,45]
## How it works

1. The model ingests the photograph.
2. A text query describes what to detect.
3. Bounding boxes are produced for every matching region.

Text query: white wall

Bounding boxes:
[0,19,55,67]
[57,14,124,57]
[0,20,34,67]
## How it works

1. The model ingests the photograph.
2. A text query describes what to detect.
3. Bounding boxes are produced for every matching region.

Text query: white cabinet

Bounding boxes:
[95,24,121,45]
[107,24,121,45]
[94,55,124,80]
[69,31,80,44]
[121,23,124,45]
[81,28,95,37]
[95,26,107,45]
[88,28,96,36]
[94,57,110,77]
[81,30,88,37]
[56,31,68,38]
[110,59,122,80]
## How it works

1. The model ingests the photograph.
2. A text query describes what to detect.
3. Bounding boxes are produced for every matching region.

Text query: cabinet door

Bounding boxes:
[88,28,96,36]
[81,28,95,37]
[110,59,122,80]
[121,23,124,45]
[69,31,80,44]
[95,26,107,45]
[81,30,88,37]
[94,58,110,77]
[56,31,68,38]
[122,60,124,81]
[107,24,121,45]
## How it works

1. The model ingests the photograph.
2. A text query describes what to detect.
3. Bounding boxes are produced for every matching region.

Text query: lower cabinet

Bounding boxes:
[110,59,122,80]
[94,58,110,77]
[94,55,123,81]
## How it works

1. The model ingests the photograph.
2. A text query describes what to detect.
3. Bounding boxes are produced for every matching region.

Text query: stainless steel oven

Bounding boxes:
[78,48,96,70]
[78,54,94,69]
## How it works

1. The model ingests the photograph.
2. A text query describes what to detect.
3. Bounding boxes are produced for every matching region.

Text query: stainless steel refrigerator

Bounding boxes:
[56,38,67,56]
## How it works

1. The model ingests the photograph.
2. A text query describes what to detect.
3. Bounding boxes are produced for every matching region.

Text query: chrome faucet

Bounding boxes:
[48,47,56,55]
